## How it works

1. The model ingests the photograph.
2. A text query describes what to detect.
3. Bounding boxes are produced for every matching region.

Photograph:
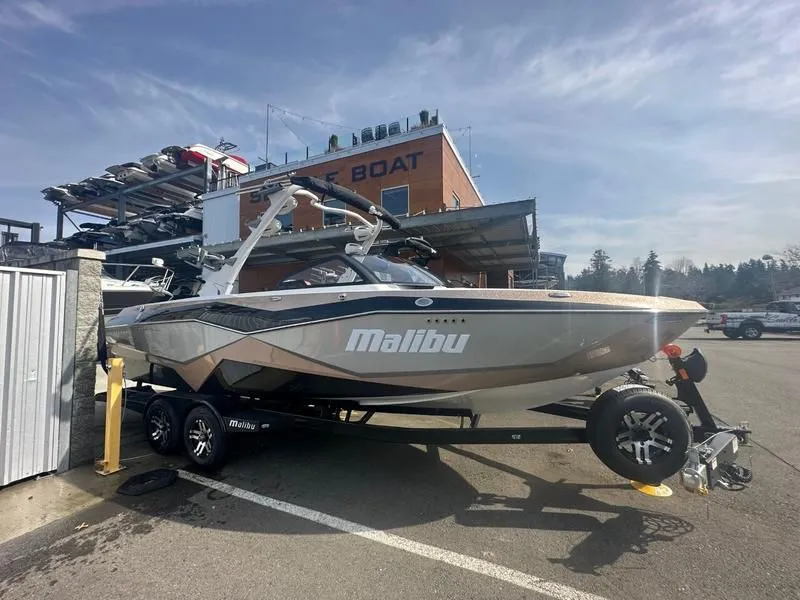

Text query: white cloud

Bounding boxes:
[0,34,35,55]
[23,71,81,89]
[4,0,800,270]
[0,1,75,32]
[269,4,800,271]
[0,0,264,32]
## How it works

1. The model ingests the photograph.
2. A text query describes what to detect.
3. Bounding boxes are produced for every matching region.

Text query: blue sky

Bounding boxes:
[1,0,799,274]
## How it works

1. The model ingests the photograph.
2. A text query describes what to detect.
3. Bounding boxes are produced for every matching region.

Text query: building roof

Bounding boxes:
[208,199,537,272]
[245,123,486,206]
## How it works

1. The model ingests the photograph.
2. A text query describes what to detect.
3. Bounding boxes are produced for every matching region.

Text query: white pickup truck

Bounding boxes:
[705,301,800,339]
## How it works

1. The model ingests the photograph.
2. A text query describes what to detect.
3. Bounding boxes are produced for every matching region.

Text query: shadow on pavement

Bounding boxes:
[445,446,694,576]
[1,428,698,588]
[97,431,696,577]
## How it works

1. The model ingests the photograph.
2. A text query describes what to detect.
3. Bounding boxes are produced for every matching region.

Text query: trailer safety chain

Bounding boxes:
[716,464,753,491]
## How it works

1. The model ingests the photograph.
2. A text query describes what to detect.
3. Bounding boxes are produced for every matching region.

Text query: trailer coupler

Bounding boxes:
[681,423,753,494]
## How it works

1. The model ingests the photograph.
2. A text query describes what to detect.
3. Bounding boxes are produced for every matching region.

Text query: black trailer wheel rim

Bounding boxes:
[148,407,172,448]
[187,417,215,458]
[615,410,673,465]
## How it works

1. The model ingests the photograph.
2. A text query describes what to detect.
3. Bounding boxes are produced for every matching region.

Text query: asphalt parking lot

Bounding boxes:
[1,331,798,600]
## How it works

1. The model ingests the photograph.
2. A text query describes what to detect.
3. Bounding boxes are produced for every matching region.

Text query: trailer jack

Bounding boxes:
[680,423,753,494]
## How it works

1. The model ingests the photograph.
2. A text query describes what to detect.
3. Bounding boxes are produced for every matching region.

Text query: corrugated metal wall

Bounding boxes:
[0,266,66,486]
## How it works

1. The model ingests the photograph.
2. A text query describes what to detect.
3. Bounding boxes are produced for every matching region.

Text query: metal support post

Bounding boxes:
[116,193,127,225]
[55,208,64,240]
[95,357,126,476]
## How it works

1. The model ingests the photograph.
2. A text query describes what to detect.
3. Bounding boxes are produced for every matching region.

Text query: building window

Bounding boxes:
[322,198,346,227]
[381,185,409,216]
[451,192,461,209]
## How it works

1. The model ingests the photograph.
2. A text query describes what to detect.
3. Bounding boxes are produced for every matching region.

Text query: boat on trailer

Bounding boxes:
[99,175,752,491]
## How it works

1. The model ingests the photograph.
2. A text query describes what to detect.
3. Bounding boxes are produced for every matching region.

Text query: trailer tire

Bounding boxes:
[183,405,228,471]
[586,388,692,485]
[144,398,182,455]
[722,329,740,339]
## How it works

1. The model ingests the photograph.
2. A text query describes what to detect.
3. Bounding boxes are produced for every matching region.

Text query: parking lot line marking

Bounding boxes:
[178,470,607,600]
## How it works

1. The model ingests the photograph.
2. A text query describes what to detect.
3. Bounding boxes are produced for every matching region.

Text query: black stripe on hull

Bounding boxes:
[125,296,656,334]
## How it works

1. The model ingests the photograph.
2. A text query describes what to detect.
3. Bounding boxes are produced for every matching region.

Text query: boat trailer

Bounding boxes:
[97,344,752,495]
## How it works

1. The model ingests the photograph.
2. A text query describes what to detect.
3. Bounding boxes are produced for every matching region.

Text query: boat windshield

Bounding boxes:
[275,254,445,289]
[356,255,445,287]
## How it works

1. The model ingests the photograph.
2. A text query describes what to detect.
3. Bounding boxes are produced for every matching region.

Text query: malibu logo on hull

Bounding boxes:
[345,329,470,354]
[226,418,258,432]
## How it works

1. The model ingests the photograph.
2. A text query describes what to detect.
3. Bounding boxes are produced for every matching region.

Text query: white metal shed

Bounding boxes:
[0,266,66,486]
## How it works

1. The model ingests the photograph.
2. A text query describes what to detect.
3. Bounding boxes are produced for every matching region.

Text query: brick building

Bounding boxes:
[201,120,538,292]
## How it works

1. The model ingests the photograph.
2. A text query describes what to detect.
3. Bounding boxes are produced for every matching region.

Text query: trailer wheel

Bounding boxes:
[722,329,740,339]
[586,388,691,485]
[741,323,763,340]
[183,405,228,470]
[144,398,182,455]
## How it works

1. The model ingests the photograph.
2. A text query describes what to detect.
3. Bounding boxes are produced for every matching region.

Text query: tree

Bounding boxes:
[631,256,643,277]
[643,250,662,296]
[783,244,800,267]
[669,256,695,276]
[568,248,800,304]
[733,259,772,303]
[589,249,612,292]
[622,266,641,294]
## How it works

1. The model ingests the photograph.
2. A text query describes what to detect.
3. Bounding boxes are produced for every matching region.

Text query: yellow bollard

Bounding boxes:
[95,357,126,476]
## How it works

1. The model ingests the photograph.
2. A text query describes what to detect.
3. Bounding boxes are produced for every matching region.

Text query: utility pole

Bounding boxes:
[264,104,271,166]
[467,125,472,176]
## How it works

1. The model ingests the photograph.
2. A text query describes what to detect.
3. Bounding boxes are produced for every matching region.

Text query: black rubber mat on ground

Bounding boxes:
[116,468,178,496]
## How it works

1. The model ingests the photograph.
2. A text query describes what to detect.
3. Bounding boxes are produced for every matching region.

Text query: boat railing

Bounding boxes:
[103,261,175,295]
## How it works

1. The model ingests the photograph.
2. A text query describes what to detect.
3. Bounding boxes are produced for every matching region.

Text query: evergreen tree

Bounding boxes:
[589,249,612,292]
[565,248,800,305]
[643,250,662,296]
[622,266,641,294]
